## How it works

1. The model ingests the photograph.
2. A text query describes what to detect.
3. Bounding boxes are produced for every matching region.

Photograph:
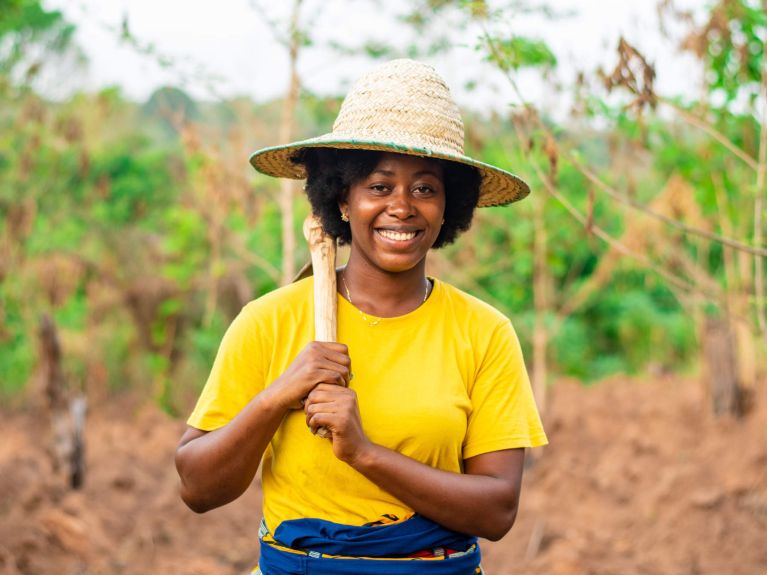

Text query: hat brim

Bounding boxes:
[249,137,530,208]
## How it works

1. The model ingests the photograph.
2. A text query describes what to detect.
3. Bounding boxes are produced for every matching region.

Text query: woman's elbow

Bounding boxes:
[179,482,215,514]
[176,465,209,513]
[175,448,214,513]
[482,507,518,541]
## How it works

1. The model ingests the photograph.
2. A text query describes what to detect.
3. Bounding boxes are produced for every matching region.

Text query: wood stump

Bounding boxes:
[38,314,87,489]
[701,315,744,417]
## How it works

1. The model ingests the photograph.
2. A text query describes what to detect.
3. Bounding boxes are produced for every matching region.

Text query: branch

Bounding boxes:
[507,112,713,302]
[226,240,282,285]
[479,27,724,314]
[479,29,767,258]
[659,97,759,172]
[104,12,226,99]
[248,1,290,47]
[569,155,767,257]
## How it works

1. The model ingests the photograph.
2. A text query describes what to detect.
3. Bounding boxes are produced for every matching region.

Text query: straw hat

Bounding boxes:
[249,59,530,207]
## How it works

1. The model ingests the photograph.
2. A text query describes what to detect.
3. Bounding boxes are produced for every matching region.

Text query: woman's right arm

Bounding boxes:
[175,341,351,513]
[175,383,288,513]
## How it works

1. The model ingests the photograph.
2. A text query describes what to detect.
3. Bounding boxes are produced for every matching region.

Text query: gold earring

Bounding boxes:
[341,212,349,222]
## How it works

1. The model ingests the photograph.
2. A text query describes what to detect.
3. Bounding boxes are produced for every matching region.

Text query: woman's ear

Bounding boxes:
[338,190,349,220]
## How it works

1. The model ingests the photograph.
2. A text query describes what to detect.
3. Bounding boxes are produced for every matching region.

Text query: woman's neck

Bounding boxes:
[339,257,430,318]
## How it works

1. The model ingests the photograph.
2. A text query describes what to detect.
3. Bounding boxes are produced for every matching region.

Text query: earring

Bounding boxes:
[441,218,445,225]
[341,212,349,222]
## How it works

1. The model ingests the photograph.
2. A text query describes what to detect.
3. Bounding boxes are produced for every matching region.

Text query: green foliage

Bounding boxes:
[5,0,759,409]
[88,143,179,226]
[480,36,557,71]
[0,0,77,85]
[0,298,35,396]
[184,310,229,389]
[161,207,209,287]
[552,279,696,380]
[697,0,766,106]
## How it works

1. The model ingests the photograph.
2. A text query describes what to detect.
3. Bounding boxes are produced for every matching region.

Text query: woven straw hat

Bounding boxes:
[249,59,530,207]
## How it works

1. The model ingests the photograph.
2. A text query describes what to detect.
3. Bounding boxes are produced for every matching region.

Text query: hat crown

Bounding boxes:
[330,59,465,157]
[249,59,531,207]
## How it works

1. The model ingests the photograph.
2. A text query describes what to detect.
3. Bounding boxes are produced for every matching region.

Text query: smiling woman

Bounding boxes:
[341,154,446,295]
[296,148,480,316]
[296,148,481,250]
[175,59,547,575]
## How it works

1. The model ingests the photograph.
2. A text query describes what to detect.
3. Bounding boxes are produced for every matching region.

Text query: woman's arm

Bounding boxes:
[304,384,525,541]
[176,342,351,513]
[354,441,524,541]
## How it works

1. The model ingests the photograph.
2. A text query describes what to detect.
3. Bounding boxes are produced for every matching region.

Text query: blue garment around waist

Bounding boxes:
[259,514,481,575]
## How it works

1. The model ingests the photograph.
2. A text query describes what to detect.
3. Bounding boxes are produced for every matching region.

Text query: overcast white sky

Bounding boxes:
[45,0,707,113]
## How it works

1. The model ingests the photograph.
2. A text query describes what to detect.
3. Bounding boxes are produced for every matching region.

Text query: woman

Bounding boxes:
[176,59,547,574]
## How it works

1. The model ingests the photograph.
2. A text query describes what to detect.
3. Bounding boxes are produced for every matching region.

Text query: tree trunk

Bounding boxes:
[701,315,744,417]
[279,0,303,286]
[753,61,766,339]
[532,192,549,415]
[38,314,86,489]
[714,179,756,407]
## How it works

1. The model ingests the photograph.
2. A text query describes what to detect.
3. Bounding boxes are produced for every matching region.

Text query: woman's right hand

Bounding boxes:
[272,341,351,410]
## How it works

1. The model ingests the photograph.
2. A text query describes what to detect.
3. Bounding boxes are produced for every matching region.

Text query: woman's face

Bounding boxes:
[340,152,446,275]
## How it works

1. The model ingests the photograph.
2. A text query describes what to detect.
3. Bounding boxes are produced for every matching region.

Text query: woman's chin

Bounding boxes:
[367,254,426,275]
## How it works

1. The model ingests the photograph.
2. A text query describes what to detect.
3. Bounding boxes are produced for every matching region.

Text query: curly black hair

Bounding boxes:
[292,148,481,249]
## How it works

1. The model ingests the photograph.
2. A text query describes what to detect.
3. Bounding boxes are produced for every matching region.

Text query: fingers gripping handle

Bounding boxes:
[303,215,337,439]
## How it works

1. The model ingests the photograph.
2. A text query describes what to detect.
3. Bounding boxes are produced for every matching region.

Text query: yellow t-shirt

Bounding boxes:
[188,277,547,531]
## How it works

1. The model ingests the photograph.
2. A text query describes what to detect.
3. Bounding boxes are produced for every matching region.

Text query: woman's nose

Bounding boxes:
[386,187,414,218]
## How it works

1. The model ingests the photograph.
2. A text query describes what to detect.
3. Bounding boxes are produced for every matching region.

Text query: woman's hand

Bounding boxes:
[304,383,373,463]
[272,342,351,410]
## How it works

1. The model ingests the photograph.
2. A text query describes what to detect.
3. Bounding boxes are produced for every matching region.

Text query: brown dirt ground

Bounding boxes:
[1,375,766,575]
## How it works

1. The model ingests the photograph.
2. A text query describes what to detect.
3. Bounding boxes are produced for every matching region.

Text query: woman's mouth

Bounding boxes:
[376,229,419,242]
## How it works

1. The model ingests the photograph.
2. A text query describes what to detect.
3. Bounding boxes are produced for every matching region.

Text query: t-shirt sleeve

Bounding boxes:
[186,303,270,431]
[462,319,548,459]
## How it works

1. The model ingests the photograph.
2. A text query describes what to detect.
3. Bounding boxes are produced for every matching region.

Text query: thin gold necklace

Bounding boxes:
[341,274,430,327]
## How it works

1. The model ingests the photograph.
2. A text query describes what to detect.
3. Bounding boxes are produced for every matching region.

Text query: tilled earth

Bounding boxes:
[1,375,766,575]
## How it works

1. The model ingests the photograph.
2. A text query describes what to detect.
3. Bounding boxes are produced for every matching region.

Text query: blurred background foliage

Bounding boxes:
[1,0,765,415]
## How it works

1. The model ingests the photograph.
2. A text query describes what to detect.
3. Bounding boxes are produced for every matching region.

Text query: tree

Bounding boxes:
[0,0,78,92]
[142,86,200,137]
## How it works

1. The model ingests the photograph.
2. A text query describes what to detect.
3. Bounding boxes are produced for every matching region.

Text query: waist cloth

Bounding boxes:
[255,514,482,575]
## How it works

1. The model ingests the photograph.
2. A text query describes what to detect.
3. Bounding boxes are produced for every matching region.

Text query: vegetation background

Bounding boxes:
[0,1,765,574]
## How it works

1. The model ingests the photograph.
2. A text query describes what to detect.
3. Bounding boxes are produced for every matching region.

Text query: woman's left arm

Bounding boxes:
[304,384,525,541]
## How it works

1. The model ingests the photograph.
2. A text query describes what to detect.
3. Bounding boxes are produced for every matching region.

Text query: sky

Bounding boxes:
[44,0,707,114]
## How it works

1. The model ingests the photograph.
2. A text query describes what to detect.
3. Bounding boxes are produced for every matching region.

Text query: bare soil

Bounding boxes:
[1,375,765,575]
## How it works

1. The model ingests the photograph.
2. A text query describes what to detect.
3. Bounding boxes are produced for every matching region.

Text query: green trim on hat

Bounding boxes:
[249,138,530,208]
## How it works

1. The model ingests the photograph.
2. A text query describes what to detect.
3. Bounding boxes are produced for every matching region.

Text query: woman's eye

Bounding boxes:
[414,185,435,196]
[369,184,389,193]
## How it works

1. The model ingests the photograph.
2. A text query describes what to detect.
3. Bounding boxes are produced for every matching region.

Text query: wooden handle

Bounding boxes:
[303,215,337,342]
[303,215,337,439]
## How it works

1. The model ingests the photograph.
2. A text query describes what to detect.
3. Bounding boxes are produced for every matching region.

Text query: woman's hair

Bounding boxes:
[292,148,481,249]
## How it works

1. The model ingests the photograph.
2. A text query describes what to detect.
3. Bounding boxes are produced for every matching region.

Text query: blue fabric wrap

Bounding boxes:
[259,515,481,575]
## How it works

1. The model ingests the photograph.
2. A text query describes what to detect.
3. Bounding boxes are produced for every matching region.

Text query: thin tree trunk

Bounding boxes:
[279,0,303,286]
[715,178,757,394]
[532,191,549,415]
[754,62,767,339]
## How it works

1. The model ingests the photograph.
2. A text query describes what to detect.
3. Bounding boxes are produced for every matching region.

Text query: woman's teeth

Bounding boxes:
[378,230,417,241]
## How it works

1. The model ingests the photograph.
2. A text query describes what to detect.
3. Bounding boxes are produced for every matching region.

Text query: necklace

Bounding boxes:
[341,273,431,327]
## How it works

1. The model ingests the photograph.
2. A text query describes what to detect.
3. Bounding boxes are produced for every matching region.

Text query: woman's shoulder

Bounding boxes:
[434,279,511,328]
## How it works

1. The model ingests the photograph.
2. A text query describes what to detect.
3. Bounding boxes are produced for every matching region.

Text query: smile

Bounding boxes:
[376,229,419,242]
